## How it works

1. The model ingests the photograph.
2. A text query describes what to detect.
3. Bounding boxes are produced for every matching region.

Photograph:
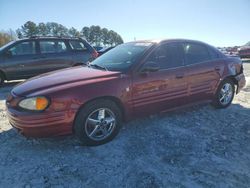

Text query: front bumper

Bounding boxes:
[6,107,75,137]
[235,73,246,93]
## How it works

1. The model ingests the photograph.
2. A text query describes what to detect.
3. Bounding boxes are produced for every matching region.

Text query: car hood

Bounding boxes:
[12,66,121,96]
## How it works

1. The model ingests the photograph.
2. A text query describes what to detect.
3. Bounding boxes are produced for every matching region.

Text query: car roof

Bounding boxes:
[126,39,224,57]
[128,38,210,45]
[15,36,87,42]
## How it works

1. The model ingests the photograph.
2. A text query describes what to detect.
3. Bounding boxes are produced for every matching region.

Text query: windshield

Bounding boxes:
[90,42,153,71]
[0,40,15,51]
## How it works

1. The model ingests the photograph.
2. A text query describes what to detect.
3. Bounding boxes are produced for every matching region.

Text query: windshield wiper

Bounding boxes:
[88,64,108,71]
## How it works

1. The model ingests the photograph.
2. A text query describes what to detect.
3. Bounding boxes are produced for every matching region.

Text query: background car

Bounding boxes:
[98,46,115,56]
[6,39,245,146]
[93,46,103,51]
[0,36,98,85]
[238,46,250,59]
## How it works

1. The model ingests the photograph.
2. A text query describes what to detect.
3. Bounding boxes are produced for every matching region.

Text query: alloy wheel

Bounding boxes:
[85,108,116,141]
[219,83,233,105]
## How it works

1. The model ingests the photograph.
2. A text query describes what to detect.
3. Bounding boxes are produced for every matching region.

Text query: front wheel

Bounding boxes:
[212,79,235,108]
[74,99,122,146]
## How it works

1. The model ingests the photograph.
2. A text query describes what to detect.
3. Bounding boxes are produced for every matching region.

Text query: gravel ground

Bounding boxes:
[0,62,250,188]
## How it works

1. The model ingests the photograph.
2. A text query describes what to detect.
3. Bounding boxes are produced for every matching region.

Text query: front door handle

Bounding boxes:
[215,66,221,71]
[176,74,184,79]
[32,56,46,60]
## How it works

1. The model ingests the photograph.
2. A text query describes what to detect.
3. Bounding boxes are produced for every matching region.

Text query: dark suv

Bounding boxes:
[0,36,98,85]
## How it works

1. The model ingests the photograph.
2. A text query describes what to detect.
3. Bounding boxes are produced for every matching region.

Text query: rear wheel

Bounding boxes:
[74,99,122,146]
[212,79,235,108]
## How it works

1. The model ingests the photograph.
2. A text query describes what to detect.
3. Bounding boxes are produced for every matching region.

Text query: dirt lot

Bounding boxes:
[0,62,250,188]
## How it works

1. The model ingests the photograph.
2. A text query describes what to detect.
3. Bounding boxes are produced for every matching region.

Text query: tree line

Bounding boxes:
[0,21,124,47]
[0,29,16,47]
[16,21,123,46]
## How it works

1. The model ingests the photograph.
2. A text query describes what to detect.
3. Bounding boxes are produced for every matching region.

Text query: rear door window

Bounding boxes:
[147,43,184,69]
[39,40,67,54]
[8,41,36,56]
[69,40,88,51]
[183,43,211,65]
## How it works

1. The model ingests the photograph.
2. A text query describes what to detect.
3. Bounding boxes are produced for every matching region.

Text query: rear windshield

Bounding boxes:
[69,40,94,52]
[91,42,153,71]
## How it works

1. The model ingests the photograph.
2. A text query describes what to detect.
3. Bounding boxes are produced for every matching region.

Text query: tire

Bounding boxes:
[74,99,122,146]
[0,72,5,87]
[212,78,235,109]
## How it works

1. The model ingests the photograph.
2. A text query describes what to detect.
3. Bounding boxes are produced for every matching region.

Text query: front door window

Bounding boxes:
[146,42,184,70]
[8,41,36,56]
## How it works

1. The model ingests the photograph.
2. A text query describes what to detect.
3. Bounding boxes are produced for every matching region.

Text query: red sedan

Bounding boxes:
[238,46,250,59]
[6,39,246,146]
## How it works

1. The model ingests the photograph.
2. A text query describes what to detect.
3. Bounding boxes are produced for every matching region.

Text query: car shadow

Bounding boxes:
[0,102,250,187]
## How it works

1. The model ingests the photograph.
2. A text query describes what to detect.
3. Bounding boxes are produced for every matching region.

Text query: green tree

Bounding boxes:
[46,22,68,37]
[107,30,116,46]
[105,30,123,46]
[57,24,68,36]
[16,21,124,45]
[37,22,49,36]
[88,26,95,44]
[81,27,90,41]
[19,21,38,37]
[101,28,109,46]
[82,26,123,46]
[94,26,102,46]
[89,25,102,46]
[68,27,80,37]
[116,34,124,45]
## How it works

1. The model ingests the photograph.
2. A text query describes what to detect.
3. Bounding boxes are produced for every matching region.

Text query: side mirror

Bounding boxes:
[141,61,160,73]
[4,50,12,58]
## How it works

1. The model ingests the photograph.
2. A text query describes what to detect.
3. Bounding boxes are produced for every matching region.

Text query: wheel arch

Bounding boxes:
[224,75,238,85]
[222,75,239,93]
[213,74,238,96]
[72,96,126,132]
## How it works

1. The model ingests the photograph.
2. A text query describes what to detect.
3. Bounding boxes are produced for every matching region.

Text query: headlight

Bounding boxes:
[18,96,49,111]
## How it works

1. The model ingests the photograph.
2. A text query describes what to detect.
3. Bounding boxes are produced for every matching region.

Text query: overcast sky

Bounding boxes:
[0,0,249,46]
